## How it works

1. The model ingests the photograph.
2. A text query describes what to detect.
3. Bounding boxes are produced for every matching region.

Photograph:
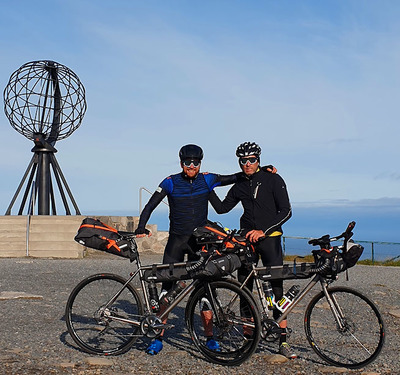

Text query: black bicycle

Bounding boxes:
[65,229,261,366]
[195,221,385,369]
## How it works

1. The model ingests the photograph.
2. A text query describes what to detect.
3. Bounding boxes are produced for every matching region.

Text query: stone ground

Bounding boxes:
[0,252,399,375]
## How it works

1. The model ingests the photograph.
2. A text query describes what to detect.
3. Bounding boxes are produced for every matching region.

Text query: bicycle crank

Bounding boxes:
[140,316,175,338]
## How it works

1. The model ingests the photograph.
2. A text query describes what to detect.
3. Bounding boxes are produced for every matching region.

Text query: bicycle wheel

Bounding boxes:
[185,280,261,366]
[66,273,144,355]
[304,286,385,368]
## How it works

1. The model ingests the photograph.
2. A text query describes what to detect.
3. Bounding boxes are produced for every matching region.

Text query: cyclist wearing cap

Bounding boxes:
[209,141,296,359]
[135,144,276,355]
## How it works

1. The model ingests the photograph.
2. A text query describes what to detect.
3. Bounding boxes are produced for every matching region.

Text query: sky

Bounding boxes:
[0,0,400,242]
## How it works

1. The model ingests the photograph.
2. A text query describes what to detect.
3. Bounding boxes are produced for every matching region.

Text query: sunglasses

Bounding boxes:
[182,159,201,167]
[239,156,258,165]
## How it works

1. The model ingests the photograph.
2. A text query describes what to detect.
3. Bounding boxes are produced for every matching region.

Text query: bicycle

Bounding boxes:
[65,227,261,366]
[195,221,385,369]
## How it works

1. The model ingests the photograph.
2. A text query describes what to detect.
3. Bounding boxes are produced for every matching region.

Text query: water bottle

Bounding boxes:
[276,285,300,313]
[148,282,160,313]
[262,281,275,310]
[160,281,186,306]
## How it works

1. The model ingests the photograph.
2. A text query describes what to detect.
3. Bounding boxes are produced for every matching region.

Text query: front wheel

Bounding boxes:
[304,286,385,369]
[185,280,261,366]
[65,273,144,355]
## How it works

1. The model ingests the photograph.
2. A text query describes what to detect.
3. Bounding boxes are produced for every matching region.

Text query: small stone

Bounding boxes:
[59,362,75,368]
[388,309,400,318]
[85,357,113,366]
[318,366,348,373]
[0,291,43,300]
[260,353,289,363]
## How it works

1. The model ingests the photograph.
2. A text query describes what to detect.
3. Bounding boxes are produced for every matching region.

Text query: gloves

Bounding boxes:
[262,165,277,174]
[134,227,150,236]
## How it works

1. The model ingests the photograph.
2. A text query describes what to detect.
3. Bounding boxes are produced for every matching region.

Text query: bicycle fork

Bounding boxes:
[320,283,349,333]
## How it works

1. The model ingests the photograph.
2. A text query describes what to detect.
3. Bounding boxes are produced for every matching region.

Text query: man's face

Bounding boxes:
[239,156,259,176]
[181,158,201,178]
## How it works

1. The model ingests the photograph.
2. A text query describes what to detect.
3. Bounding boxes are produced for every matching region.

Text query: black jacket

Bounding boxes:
[209,169,292,236]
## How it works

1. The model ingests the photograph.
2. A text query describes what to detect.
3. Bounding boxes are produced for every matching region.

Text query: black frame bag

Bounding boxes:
[74,218,137,261]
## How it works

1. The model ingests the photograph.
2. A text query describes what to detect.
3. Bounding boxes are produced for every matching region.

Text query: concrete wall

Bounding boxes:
[0,215,168,258]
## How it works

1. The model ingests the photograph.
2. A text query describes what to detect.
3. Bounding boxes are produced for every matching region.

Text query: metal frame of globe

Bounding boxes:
[3,60,87,215]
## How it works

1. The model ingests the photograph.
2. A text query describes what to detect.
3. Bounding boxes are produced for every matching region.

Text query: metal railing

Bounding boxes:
[139,187,169,213]
[282,235,400,264]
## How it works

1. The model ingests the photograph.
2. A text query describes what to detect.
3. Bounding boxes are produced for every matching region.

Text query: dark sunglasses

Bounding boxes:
[239,156,258,165]
[182,159,201,167]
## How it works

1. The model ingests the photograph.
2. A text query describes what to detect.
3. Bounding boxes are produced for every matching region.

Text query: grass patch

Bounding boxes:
[284,255,315,262]
[358,259,400,267]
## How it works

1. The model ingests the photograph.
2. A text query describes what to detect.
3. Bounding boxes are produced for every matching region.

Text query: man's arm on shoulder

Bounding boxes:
[209,188,239,214]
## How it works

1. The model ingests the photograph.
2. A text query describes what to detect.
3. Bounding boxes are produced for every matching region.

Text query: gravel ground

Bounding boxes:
[0,251,399,375]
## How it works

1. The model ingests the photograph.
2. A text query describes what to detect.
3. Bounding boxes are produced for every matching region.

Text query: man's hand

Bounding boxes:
[134,228,151,238]
[262,165,277,174]
[245,229,266,243]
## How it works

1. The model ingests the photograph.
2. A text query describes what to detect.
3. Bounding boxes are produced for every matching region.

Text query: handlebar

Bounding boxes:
[308,221,356,249]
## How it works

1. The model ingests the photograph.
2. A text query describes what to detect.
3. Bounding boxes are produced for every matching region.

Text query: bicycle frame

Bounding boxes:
[239,264,329,324]
[92,254,251,332]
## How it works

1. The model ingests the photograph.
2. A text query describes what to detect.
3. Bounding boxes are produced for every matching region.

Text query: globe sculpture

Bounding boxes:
[4,60,87,215]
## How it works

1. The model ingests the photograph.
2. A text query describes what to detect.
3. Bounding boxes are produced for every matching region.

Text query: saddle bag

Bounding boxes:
[74,218,137,261]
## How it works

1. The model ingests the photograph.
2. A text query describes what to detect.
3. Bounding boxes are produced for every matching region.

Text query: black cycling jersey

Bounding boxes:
[209,168,292,236]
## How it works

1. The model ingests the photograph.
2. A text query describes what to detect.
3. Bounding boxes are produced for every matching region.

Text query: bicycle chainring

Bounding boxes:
[261,318,282,342]
[140,316,163,338]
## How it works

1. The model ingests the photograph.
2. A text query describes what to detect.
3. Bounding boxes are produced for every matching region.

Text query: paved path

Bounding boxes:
[0,253,399,374]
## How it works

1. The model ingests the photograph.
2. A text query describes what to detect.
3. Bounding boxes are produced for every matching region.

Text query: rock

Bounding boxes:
[388,309,400,318]
[259,354,289,363]
[0,291,43,300]
[318,366,348,373]
[84,357,113,366]
[59,362,76,368]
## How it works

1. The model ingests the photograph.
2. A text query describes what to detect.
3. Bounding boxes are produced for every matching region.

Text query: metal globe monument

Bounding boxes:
[4,60,87,215]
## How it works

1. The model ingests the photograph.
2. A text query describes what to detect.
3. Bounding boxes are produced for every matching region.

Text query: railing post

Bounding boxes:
[282,236,286,256]
[371,242,375,265]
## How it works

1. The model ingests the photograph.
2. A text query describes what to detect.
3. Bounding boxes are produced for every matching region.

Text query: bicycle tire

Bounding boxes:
[304,286,385,368]
[185,280,261,366]
[65,273,144,355]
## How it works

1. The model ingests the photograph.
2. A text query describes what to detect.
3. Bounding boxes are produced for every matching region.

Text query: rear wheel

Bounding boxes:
[66,273,144,355]
[304,286,385,368]
[185,280,261,366]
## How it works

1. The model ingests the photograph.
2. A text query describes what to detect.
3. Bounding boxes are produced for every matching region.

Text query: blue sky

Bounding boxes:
[1,1,400,241]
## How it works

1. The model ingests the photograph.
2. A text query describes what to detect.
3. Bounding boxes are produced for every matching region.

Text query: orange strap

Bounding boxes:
[100,236,121,253]
[80,222,118,233]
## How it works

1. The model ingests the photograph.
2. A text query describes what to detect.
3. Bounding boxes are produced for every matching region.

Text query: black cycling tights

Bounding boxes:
[161,233,199,291]
[238,236,284,320]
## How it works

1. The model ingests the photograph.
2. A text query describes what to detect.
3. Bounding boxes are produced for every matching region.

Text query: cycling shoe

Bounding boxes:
[146,339,163,355]
[206,338,221,351]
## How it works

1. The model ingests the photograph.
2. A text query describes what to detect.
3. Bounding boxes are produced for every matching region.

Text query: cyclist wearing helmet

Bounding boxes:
[209,141,296,359]
[135,144,276,355]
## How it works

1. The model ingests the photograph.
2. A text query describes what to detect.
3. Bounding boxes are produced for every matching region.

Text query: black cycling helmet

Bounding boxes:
[179,144,204,161]
[236,142,261,157]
